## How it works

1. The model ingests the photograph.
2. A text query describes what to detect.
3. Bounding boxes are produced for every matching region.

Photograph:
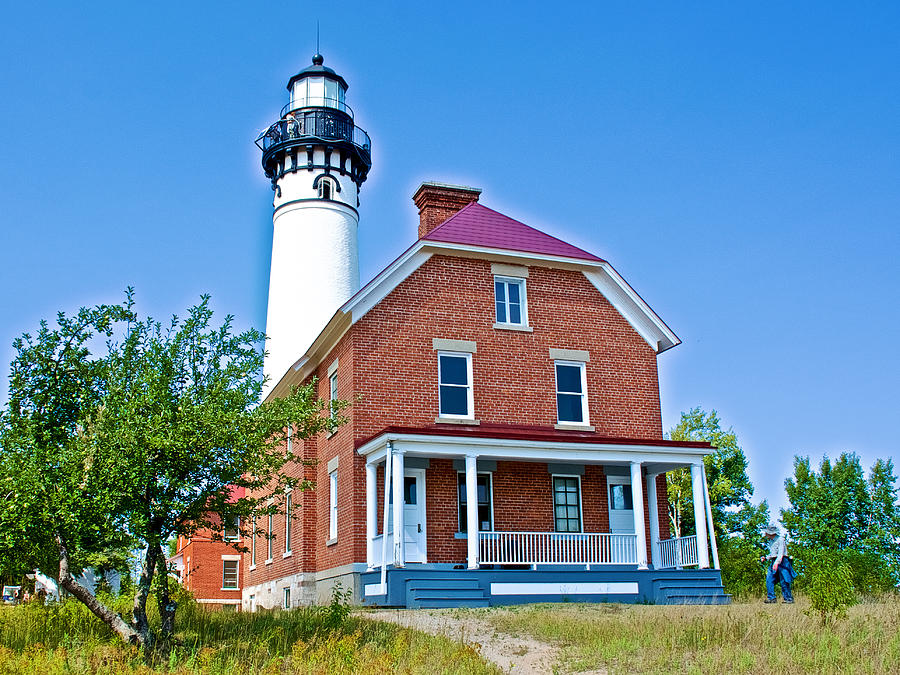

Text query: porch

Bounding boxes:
[356,427,722,605]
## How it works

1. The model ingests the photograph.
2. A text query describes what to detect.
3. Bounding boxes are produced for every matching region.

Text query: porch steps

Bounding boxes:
[406,579,490,609]
[655,582,731,605]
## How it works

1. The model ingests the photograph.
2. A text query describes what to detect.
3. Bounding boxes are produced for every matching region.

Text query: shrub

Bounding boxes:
[718,535,766,598]
[801,550,856,624]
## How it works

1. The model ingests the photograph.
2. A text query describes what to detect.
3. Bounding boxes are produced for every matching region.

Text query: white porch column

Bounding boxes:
[465,454,479,569]
[702,463,720,569]
[366,461,377,568]
[691,462,710,569]
[392,450,405,567]
[630,461,648,569]
[646,472,661,569]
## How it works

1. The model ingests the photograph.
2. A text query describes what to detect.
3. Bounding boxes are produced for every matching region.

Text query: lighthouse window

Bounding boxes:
[437,351,474,419]
[318,178,334,200]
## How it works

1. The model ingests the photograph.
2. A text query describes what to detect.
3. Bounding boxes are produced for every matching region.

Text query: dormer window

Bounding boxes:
[494,276,527,326]
[318,177,334,200]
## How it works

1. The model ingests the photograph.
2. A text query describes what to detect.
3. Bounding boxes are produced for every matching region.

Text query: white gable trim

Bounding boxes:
[583,265,679,353]
[346,249,432,322]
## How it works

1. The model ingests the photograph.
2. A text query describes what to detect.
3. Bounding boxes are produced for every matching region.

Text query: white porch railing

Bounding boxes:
[657,535,699,569]
[479,531,638,566]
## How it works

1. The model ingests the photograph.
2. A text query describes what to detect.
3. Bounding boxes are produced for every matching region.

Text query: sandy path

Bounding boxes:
[363,608,566,674]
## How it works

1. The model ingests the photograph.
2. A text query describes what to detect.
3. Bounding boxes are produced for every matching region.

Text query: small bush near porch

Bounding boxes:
[478,597,900,674]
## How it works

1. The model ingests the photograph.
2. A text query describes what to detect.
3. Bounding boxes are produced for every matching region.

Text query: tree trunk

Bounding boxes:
[155,544,176,642]
[131,544,159,646]
[55,532,142,646]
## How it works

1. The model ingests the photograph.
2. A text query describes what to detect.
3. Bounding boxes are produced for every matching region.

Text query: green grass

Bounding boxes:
[475,596,900,674]
[0,599,501,675]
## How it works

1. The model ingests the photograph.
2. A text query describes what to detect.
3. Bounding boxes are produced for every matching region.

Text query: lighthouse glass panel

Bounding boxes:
[438,352,473,418]
[494,277,526,326]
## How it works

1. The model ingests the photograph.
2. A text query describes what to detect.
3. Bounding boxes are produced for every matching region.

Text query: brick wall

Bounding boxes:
[243,252,671,582]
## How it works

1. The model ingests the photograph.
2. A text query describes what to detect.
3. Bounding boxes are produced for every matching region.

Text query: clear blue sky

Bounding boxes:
[1,2,898,517]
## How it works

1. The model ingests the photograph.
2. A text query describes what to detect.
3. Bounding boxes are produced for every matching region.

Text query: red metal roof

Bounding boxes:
[422,202,604,262]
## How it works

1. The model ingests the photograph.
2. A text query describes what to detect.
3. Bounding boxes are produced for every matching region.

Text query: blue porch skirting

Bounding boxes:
[359,565,730,608]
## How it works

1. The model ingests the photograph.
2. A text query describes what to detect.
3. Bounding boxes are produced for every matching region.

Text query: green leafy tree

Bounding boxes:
[863,458,900,576]
[0,292,344,653]
[783,453,872,551]
[666,408,767,538]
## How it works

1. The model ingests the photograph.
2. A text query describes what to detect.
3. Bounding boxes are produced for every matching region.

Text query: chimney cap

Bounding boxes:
[412,182,482,204]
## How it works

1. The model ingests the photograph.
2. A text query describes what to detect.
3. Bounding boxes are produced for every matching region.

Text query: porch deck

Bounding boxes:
[359,565,730,608]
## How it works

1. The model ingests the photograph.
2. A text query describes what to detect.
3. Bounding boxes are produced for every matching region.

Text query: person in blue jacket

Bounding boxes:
[762,524,794,603]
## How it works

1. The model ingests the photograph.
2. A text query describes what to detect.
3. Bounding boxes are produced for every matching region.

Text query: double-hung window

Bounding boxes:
[555,361,589,425]
[284,492,292,554]
[457,472,493,532]
[250,517,256,567]
[553,476,582,532]
[494,276,527,326]
[222,560,239,589]
[329,469,338,541]
[438,352,473,419]
[223,516,240,542]
[329,370,338,418]
[266,513,273,562]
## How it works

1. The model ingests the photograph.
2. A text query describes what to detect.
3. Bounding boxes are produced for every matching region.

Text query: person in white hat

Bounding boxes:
[762,524,794,603]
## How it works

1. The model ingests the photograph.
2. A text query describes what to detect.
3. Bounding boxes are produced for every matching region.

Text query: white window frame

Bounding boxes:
[494,276,528,327]
[554,360,589,425]
[551,474,584,533]
[265,513,273,563]
[329,370,338,418]
[437,351,474,419]
[328,469,338,541]
[286,425,293,455]
[283,491,292,556]
[282,586,291,610]
[250,516,256,568]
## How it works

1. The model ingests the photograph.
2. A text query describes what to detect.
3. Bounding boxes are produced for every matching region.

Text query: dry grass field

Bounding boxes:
[477,596,900,674]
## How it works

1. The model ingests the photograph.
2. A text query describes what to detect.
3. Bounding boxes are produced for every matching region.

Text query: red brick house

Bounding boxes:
[185,55,726,609]
[241,182,726,609]
[169,512,243,611]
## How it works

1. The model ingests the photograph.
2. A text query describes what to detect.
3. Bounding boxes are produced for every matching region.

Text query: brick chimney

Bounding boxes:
[412,182,482,239]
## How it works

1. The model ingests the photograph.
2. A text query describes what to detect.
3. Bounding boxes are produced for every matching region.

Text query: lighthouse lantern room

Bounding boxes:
[256,54,372,395]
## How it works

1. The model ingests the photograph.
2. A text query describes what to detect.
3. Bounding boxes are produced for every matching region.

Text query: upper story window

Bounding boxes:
[494,276,527,326]
[318,176,335,200]
[438,352,474,419]
[329,369,338,419]
[223,516,240,541]
[555,361,589,425]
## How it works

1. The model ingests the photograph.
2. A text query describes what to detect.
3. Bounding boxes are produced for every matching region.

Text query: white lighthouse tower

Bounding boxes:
[256,54,372,395]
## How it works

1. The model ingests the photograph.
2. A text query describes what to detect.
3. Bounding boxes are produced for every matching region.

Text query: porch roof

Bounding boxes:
[356,423,712,471]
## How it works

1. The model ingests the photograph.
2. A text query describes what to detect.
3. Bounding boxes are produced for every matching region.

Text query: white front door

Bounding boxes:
[388,469,427,563]
[403,469,427,563]
[608,476,635,534]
